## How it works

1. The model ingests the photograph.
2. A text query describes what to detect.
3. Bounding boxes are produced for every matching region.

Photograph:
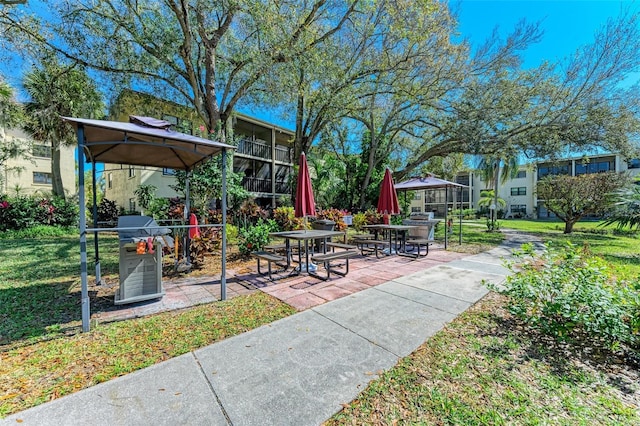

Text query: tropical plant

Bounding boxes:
[477,189,506,231]
[602,180,640,230]
[273,206,303,231]
[237,219,278,257]
[22,58,104,199]
[134,184,157,215]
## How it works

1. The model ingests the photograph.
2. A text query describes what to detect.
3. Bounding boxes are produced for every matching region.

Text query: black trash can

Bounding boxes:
[312,219,336,252]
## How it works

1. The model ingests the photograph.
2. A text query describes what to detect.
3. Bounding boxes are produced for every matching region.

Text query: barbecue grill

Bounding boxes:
[115,216,171,305]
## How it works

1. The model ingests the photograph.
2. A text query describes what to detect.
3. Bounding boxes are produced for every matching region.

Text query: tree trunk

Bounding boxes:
[564,220,576,234]
[51,138,65,199]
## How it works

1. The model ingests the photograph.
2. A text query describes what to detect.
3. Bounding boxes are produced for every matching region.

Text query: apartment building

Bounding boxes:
[104,90,295,211]
[409,153,640,219]
[0,127,75,197]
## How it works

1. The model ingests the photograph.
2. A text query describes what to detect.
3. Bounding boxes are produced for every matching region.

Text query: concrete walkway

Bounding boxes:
[2,231,541,426]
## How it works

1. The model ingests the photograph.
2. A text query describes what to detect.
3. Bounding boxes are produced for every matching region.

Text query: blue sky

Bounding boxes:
[455,0,637,68]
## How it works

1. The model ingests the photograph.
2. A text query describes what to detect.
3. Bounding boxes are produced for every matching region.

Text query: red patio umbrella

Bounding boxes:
[294,152,316,222]
[188,212,200,239]
[377,168,400,224]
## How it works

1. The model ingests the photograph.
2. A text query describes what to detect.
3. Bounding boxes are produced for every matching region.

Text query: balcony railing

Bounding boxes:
[242,177,271,193]
[242,177,291,195]
[275,145,292,163]
[275,181,291,194]
[237,138,271,160]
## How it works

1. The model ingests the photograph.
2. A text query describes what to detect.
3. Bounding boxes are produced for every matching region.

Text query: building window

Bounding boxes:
[32,144,52,158]
[538,164,569,179]
[516,170,526,178]
[627,159,640,169]
[33,171,52,184]
[128,166,135,178]
[414,192,421,200]
[411,206,422,212]
[510,187,526,196]
[162,168,176,176]
[108,172,113,189]
[511,204,527,215]
[129,198,136,212]
[575,160,614,175]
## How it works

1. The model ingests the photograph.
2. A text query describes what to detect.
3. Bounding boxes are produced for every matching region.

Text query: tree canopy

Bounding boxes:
[537,172,629,233]
[2,1,639,207]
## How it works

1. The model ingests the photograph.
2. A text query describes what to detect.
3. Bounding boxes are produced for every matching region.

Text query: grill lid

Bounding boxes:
[117,216,171,242]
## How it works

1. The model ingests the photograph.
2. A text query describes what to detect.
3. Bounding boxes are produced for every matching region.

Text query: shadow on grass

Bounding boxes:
[0,280,83,347]
[477,309,639,398]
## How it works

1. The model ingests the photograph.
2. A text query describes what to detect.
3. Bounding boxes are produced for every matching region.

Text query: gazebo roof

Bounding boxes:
[394,175,467,191]
[64,116,236,170]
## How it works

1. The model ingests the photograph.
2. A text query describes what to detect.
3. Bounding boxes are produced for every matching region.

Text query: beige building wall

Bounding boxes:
[407,153,640,219]
[1,127,76,197]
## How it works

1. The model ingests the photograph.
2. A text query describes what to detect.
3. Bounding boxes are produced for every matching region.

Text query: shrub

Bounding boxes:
[225,223,238,244]
[488,242,637,351]
[273,206,302,231]
[97,198,119,225]
[363,208,383,225]
[147,197,170,221]
[317,208,347,231]
[352,212,367,231]
[237,218,278,257]
[0,195,78,231]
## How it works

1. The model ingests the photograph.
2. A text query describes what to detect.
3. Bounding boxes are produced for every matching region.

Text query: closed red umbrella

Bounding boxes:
[294,152,316,220]
[377,168,400,224]
[188,213,200,239]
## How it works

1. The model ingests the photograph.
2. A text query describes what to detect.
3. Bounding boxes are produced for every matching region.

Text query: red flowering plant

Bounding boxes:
[316,208,348,231]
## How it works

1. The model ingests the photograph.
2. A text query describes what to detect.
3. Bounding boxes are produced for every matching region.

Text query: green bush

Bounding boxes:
[0,195,78,231]
[147,197,170,220]
[273,206,302,231]
[237,218,278,257]
[225,223,238,244]
[96,198,119,225]
[351,212,367,231]
[488,242,637,352]
[0,225,75,239]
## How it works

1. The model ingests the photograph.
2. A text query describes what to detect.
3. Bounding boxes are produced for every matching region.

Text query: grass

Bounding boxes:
[497,219,640,279]
[0,234,120,345]
[325,293,639,425]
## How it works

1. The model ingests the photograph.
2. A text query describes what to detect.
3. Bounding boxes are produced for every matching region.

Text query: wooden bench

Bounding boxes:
[404,239,434,257]
[325,242,358,252]
[353,239,389,258]
[252,251,288,280]
[264,243,287,253]
[310,250,358,280]
[351,233,374,241]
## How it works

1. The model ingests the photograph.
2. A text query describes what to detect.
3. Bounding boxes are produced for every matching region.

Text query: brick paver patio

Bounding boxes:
[92,244,471,322]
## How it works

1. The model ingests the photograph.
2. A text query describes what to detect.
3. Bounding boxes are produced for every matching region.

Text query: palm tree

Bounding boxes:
[23,59,103,199]
[477,154,520,227]
[602,181,640,230]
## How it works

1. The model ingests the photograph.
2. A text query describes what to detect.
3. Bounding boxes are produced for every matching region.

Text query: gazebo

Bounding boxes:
[65,115,236,332]
[394,175,468,249]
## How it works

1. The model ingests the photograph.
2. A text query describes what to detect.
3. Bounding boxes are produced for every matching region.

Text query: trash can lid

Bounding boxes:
[314,219,335,224]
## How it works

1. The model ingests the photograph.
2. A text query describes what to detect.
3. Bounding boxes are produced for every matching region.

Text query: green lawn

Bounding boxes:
[498,219,640,279]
